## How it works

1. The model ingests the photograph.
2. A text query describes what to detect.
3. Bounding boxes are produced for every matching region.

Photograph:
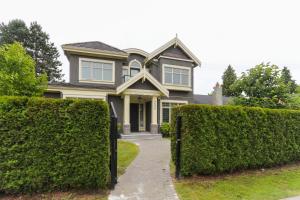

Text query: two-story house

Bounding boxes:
[45,37,222,134]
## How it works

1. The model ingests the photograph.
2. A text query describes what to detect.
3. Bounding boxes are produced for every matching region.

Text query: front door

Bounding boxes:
[130,103,139,132]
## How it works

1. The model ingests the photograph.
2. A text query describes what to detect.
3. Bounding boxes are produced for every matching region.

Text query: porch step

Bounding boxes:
[120,133,162,140]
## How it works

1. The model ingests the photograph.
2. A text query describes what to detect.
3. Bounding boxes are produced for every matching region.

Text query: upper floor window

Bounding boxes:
[163,64,191,87]
[129,60,142,76]
[122,59,142,82]
[79,58,114,83]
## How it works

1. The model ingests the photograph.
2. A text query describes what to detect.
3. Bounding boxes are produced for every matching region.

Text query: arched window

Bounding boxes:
[129,60,142,76]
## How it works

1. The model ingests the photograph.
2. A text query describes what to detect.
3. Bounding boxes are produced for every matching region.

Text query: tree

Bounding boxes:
[231,63,290,107]
[0,42,47,96]
[0,19,63,81]
[222,65,238,96]
[281,66,297,94]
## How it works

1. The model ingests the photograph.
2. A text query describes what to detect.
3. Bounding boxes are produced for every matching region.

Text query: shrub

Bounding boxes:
[160,123,170,137]
[171,104,300,176]
[0,97,110,194]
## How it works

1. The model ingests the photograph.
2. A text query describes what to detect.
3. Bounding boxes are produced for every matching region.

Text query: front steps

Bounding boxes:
[120,132,162,140]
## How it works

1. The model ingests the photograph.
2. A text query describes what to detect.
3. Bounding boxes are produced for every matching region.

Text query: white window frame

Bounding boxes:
[79,57,115,84]
[162,64,191,88]
[160,100,188,124]
[129,59,142,77]
[129,59,142,69]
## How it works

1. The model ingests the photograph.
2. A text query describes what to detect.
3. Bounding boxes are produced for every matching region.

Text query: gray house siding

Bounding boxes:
[68,53,126,88]
[108,95,124,125]
[161,46,190,59]
[128,79,158,90]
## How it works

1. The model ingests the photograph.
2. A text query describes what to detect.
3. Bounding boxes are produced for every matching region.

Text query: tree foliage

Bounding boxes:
[222,65,238,97]
[231,63,290,106]
[0,42,47,96]
[281,66,297,94]
[0,19,63,81]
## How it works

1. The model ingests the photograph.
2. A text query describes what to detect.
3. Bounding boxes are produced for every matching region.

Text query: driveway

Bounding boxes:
[109,134,179,200]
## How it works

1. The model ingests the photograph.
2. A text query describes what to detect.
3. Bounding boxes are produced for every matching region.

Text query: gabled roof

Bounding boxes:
[116,70,169,97]
[62,41,128,58]
[145,37,201,66]
[123,48,149,57]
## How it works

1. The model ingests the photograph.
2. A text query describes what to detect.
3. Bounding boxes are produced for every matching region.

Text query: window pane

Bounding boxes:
[164,67,172,73]
[130,61,141,69]
[93,67,102,80]
[181,69,189,75]
[93,62,101,68]
[82,61,91,68]
[122,68,128,75]
[162,108,170,123]
[103,68,112,81]
[131,69,140,76]
[182,74,189,85]
[174,68,181,74]
[81,67,91,80]
[165,72,172,84]
[162,102,170,108]
[173,73,181,84]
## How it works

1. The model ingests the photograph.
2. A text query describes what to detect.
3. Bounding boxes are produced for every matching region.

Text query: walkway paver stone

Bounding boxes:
[109,134,179,200]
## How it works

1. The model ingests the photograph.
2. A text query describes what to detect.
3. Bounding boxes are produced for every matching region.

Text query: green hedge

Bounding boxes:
[0,97,110,194]
[171,105,300,176]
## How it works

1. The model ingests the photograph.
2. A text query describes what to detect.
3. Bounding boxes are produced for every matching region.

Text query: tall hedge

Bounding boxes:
[171,105,300,176]
[0,97,110,194]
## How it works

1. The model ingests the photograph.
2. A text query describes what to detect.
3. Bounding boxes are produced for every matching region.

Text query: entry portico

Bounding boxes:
[117,70,169,134]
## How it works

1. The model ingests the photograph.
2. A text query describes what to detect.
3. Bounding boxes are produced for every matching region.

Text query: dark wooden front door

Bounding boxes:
[130,103,139,132]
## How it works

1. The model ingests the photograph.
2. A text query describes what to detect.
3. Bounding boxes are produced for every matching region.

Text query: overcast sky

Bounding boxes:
[1,0,299,94]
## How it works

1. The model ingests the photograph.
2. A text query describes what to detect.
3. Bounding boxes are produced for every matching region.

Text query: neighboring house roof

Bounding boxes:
[116,69,169,97]
[62,41,128,58]
[123,48,149,57]
[145,37,201,66]
[193,94,230,104]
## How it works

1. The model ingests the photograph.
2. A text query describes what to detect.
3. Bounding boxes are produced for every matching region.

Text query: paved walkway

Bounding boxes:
[282,197,300,200]
[109,134,179,200]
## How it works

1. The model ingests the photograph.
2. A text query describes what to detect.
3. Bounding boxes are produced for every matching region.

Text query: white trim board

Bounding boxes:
[145,37,201,66]
[116,69,169,97]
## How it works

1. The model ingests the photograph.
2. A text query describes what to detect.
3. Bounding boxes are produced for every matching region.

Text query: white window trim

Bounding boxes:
[79,57,115,84]
[162,64,192,88]
[160,100,188,124]
[129,59,142,69]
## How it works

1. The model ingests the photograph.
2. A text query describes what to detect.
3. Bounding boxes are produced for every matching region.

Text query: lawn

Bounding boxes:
[117,140,139,176]
[0,140,139,200]
[174,163,300,200]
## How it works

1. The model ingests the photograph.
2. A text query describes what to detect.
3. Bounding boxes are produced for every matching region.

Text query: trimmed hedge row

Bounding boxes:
[171,105,300,176]
[0,97,110,194]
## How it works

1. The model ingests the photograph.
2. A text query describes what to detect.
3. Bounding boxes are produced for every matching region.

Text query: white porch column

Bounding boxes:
[151,96,158,134]
[123,94,130,134]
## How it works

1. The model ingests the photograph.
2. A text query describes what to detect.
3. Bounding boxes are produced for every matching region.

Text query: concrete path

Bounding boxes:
[109,134,179,200]
[282,197,300,200]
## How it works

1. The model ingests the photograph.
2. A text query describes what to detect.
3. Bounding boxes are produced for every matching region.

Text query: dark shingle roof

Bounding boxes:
[193,94,230,105]
[63,41,127,54]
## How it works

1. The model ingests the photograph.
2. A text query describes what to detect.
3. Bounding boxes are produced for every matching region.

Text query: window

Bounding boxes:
[129,60,141,77]
[161,102,186,123]
[163,65,190,86]
[80,58,114,83]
